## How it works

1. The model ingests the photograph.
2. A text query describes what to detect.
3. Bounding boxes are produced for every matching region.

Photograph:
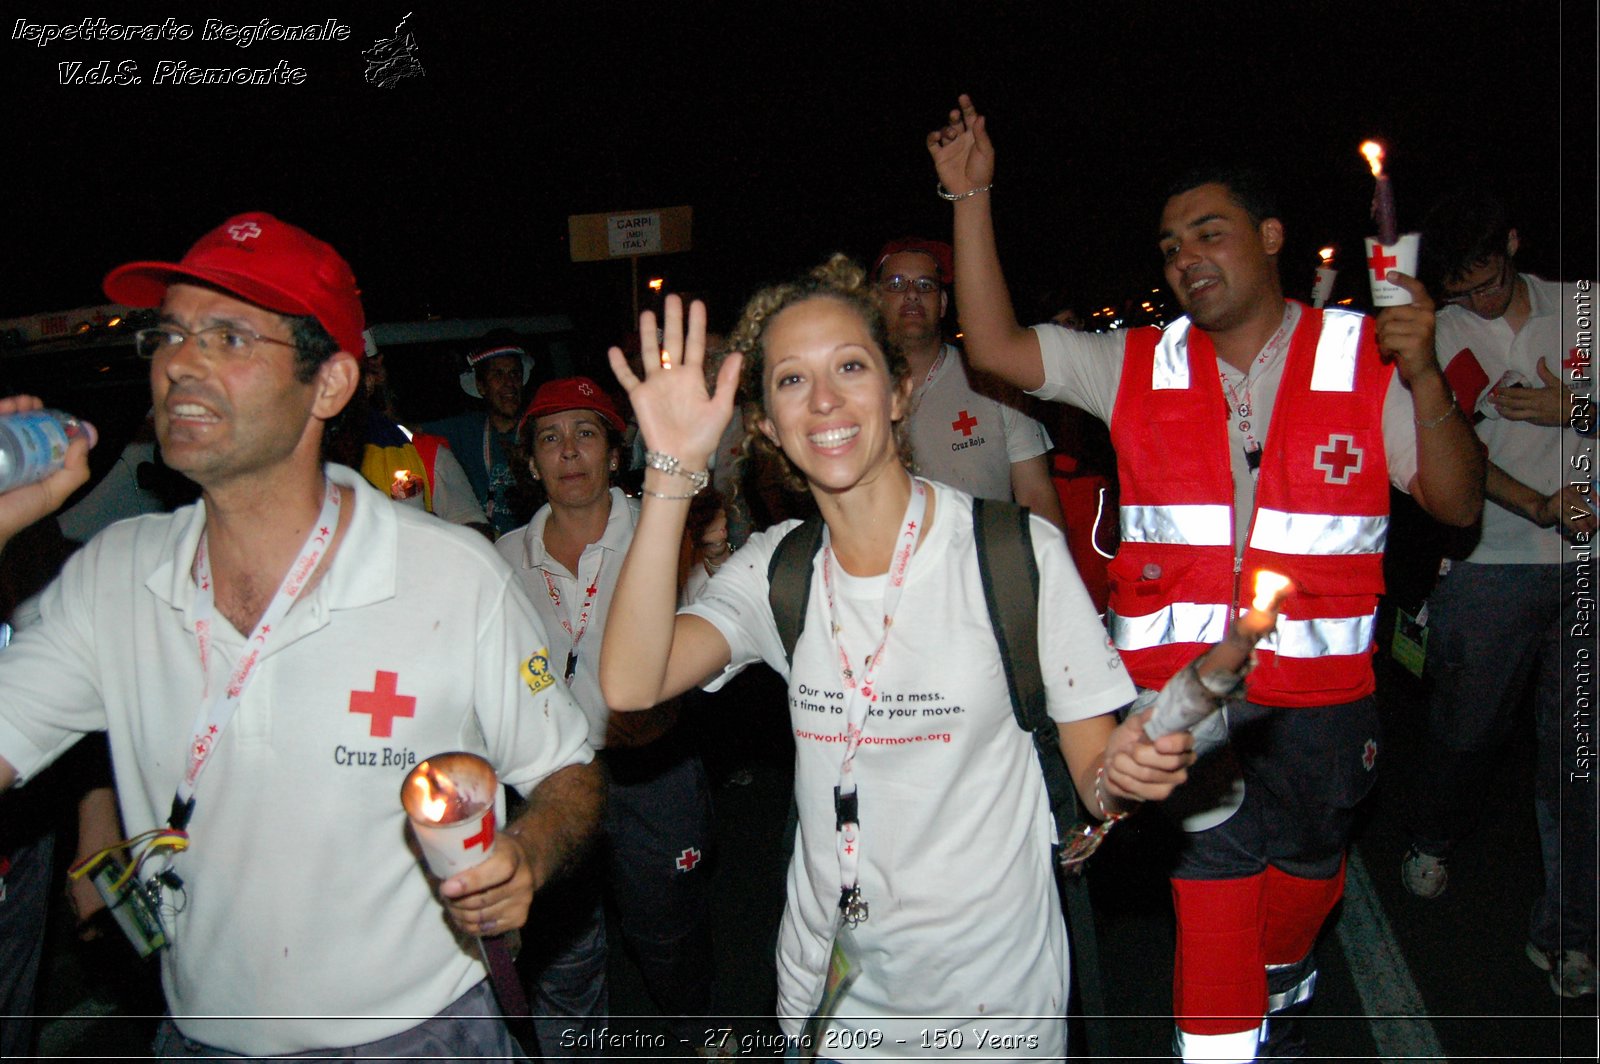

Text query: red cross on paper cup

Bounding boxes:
[400,752,502,878]
[1363,234,1420,307]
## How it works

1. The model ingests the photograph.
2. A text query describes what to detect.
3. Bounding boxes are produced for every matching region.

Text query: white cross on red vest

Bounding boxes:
[1313,434,1365,485]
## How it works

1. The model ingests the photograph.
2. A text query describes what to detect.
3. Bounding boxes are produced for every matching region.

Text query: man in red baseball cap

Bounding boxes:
[0,213,600,1059]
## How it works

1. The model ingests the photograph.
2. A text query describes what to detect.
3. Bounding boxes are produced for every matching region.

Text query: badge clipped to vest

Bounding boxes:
[1391,602,1429,678]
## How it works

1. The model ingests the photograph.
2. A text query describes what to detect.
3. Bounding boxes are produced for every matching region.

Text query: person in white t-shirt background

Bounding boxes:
[869,237,1066,531]
[597,259,1194,1060]
[1399,188,1597,998]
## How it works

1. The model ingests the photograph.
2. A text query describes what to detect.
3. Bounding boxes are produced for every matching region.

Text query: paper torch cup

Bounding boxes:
[1363,233,1420,308]
[1311,266,1338,308]
[400,752,505,878]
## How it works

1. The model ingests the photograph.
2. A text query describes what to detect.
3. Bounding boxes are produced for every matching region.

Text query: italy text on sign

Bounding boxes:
[568,206,692,262]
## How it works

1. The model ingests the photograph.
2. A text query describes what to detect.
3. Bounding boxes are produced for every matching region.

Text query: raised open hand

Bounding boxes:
[607,295,743,471]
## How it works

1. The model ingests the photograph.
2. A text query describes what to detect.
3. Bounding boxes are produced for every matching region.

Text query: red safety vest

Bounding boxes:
[1107,303,1393,707]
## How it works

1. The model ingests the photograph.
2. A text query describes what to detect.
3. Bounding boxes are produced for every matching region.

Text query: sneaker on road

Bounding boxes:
[1401,847,1448,898]
[1526,942,1599,998]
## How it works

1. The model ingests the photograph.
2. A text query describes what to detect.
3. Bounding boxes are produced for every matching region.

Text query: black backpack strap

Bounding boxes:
[973,498,1082,828]
[973,497,1109,1059]
[767,516,826,666]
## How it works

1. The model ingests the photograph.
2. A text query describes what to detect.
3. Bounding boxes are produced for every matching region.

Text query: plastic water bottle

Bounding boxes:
[0,409,86,492]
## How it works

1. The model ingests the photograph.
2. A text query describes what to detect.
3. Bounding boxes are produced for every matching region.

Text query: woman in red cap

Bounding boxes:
[494,376,726,1058]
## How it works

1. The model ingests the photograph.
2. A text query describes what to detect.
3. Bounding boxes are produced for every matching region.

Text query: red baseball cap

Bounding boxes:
[872,237,953,285]
[103,212,366,359]
[516,377,627,438]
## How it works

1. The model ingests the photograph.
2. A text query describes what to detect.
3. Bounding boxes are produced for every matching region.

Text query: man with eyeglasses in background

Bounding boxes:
[0,212,601,1060]
[1399,187,1596,998]
[870,237,1066,530]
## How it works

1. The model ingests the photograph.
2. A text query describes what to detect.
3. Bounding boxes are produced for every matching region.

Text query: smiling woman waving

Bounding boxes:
[600,259,1193,1061]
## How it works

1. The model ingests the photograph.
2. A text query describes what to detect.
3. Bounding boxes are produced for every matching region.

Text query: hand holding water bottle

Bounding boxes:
[0,395,96,548]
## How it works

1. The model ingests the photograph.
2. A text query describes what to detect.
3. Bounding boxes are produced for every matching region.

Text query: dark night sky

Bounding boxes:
[3,1,1595,350]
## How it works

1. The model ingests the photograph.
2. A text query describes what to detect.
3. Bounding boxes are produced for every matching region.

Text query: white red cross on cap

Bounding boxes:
[675,846,702,872]
[1313,434,1364,485]
[228,222,263,242]
[578,381,595,396]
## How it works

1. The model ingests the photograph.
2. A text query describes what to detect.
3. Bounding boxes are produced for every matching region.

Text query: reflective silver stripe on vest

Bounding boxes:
[1109,602,1232,651]
[1310,308,1363,392]
[1122,504,1232,546]
[1257,611,1376,658]
[1152,317,1193,390]
[1249,508,1388,555]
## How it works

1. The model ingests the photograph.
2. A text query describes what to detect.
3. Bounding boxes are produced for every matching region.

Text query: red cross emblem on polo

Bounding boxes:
[676,846,702,872]
[227,221,263,242]
[1313,434,1364,485]
[349,670,417,737]
[952,410,978,436]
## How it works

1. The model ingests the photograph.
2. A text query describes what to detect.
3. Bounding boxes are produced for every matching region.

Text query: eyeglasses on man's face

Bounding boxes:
[135,323,298,362]
[876,275,942,295]
[1440,257,1513,308]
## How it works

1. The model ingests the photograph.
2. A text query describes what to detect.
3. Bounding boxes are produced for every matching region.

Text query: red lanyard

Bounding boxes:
[820,475,927,925]
[169,479,342,829]
[541,557,603,684]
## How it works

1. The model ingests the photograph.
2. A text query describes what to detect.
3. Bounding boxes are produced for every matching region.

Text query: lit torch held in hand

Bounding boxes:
[400,753,500,879]
[399,752,529,1017]
[1143,570,1294,741]
[1360,140,1420,307]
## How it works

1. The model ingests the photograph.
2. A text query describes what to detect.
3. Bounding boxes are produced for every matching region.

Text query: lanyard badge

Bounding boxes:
[92,477,344,955]
[821,476,927,927]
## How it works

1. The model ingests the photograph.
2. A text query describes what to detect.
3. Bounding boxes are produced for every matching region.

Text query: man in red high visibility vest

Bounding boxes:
[930,95,1484,1060]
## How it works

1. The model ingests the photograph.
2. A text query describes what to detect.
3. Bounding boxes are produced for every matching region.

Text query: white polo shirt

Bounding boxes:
[0,463,594,1054]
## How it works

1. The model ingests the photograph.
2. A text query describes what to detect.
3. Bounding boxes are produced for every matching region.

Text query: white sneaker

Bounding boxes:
[1526,942,1598,998]
[1401,847,1448,899]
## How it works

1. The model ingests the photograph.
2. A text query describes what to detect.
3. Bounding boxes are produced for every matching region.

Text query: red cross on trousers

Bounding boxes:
[952,410,979,437]
[1313,434,1364,485]
[676,846,702,872]
[461,809,495,853]
[1367,244,1397,281]
[348,670,417,737]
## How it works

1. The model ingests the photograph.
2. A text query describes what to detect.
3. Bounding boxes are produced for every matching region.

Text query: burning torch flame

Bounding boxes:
[1252,571,1293,612]
[410,761,458,823]
[1318,246,1336,267]
[1359,141,1385,179]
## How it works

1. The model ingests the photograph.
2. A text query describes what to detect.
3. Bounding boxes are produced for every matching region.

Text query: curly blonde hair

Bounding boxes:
[725,254,912,492]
